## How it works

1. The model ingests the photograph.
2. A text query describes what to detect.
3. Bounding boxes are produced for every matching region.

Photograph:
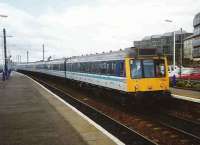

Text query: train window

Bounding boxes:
[143,60,155,78]
[116,61,125,77]
[106,61,112,75]
[50,64,53,70]
[120,61,125,77]
[72,63,75,72]
[155,59,165,77]
[77,63,81,72]
[94,62,100,74]
[69,63,71,71]
[60,63,64,71]
[99,62,106,74]
[53,64,59,70]
[106,63,109,74]
[130,59,166,79]
[44,64,48,69]
[64,60,125,77]
[131,60,142,78]
[91,62,96,73]
[111,62,116,75]
[68,63,70,71]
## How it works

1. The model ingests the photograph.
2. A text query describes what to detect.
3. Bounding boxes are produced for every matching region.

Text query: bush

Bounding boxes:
[185,80,192,88]
[176,80,185,87]
[174,79,200,91]
[193,83,200,91]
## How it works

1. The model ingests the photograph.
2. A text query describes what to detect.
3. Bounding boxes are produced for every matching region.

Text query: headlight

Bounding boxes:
[135,84,139,90]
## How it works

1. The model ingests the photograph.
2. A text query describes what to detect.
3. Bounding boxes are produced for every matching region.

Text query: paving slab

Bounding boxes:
[170,88,200,103]
[0,72,118,145]
[170,88,200,99]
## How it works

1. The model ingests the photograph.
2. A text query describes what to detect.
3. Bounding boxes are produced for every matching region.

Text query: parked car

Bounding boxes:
[168,65,180,77]
[177,67,200,80]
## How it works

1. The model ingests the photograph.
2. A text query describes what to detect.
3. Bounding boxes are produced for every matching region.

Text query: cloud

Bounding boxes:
[0,0,199,62]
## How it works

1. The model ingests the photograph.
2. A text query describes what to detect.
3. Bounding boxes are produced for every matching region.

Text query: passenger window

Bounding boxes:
[143,60,155,78]
[155,60,165,77]
[116,61,125,77]
[60,63,64,71]
[131,60,142,78]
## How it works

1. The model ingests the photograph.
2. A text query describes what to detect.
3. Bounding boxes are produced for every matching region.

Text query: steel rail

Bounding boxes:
[19,70,200,145]
[31,75,158,145]
[154,113,200,142]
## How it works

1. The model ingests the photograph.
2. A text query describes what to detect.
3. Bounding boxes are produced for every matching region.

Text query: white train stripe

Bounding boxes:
[21,68,127,92]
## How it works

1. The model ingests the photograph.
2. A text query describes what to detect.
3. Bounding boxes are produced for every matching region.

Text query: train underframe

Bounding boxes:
[18,70,171,106]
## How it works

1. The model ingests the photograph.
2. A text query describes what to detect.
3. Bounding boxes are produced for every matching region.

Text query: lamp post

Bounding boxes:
[27,51,29,64]
[0,14,8,80]
[42,44,44,61]
[17,55,21,64]
[3,28,8,79]
[173,31,176,70]
[180,28,183,76]
[165,19,176,70]
[2,29,13,80]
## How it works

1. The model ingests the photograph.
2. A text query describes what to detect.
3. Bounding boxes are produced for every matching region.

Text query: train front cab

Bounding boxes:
[125,57,169,96]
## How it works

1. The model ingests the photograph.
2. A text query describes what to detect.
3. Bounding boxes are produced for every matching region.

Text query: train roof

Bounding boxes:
[17,58,65,66]
[18,47,162,65]
[66,47,161,63]
[67,49,126,63]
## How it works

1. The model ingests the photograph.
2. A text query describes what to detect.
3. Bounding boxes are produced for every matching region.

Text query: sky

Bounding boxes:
[0,0,199,62]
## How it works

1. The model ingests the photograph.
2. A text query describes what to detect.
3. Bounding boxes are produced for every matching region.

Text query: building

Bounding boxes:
[184,35,194,61]
[193,12,200,60]
[134,30,192,65]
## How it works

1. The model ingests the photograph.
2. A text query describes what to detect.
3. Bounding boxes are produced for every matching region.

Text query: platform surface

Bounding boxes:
[170,87,200,99]
[0,72,117,145]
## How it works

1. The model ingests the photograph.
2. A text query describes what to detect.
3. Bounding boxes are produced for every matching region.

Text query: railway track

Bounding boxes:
[31,75,157,145]
[150,112,200,143]
[140,100,200,142]
[166,98,200,123]
[159,112,200,137]
[20,71,200,145]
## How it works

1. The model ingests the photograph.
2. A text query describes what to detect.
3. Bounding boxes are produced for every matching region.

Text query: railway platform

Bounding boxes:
[170,87,200,103]
[0,72,120,145]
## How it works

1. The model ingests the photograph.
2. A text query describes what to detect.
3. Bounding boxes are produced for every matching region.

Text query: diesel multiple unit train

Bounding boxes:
[17,47,169,95]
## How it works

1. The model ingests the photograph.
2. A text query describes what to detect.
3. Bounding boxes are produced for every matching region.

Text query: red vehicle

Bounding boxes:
[177,68,200,80]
